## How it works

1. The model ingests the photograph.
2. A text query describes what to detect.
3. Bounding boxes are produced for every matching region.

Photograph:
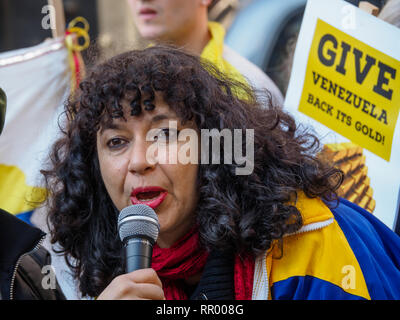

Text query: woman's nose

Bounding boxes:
[127,139,156,175]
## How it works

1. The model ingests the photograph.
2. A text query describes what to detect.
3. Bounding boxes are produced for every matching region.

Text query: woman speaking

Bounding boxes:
[41,46,400,300]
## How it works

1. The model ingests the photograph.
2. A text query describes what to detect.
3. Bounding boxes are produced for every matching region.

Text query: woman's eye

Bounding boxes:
[156,128,179,142]
[106,137,126,149]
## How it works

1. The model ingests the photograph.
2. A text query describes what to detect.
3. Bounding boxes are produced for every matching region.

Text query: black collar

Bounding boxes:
[190,248,235,300]
[0,209,45,298]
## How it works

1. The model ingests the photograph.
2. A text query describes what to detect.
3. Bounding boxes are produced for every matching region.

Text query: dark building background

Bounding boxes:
[0,0,99,59]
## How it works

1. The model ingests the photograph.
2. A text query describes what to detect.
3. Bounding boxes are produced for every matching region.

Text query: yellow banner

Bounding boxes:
[299,19,400,161]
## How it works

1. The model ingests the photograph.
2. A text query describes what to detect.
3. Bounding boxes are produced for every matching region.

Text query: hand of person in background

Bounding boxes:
[0,87,6,134]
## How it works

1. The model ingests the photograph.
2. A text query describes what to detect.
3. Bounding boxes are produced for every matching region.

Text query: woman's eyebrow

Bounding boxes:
[99,114,176,134]
[99,122,123,134]
[151,114,173,123]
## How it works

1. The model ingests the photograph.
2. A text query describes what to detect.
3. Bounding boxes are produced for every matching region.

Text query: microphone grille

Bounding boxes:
[118,204,160,244]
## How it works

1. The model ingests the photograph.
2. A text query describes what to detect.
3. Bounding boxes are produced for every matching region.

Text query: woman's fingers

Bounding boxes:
[125,268,163,288]
[97,268,165,300]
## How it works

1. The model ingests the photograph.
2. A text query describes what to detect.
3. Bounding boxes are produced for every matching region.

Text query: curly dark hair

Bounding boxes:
[41,45,342,298]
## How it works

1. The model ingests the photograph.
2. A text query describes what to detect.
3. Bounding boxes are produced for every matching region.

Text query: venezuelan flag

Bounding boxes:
[0,38,71,224]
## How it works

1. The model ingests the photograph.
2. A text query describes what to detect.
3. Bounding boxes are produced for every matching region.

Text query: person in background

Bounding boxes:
[0,87,64,300]
[378,0,400,27]
[126,0,284,106]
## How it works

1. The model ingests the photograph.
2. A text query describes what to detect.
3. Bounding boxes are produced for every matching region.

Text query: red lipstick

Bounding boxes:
[139,7,157,20]
[131,186,167,209]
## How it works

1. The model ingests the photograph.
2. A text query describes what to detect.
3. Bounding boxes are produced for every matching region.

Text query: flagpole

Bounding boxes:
[48,0,66,38]
[359,1,380,16]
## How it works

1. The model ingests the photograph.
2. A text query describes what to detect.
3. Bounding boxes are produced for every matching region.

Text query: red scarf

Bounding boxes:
[151,227,255,300]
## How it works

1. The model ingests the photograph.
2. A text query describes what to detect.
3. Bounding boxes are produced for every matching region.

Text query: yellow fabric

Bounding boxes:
[266,193,371,300]
[0,164,46,214]
[201,22,249,96]
[294,192,334,225]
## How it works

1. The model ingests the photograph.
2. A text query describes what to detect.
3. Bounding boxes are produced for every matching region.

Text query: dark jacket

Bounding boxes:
[0,209,65,300]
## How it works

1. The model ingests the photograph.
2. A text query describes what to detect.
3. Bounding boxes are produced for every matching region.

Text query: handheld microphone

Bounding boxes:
[118,204,160,273]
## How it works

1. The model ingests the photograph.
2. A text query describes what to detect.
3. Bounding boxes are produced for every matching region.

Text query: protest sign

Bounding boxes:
[285,0,400,229]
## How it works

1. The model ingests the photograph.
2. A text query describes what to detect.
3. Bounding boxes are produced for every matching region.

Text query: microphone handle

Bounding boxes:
[125,238,153,273]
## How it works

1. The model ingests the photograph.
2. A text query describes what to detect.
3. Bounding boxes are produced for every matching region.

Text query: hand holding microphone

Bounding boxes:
[97,205,165,300]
